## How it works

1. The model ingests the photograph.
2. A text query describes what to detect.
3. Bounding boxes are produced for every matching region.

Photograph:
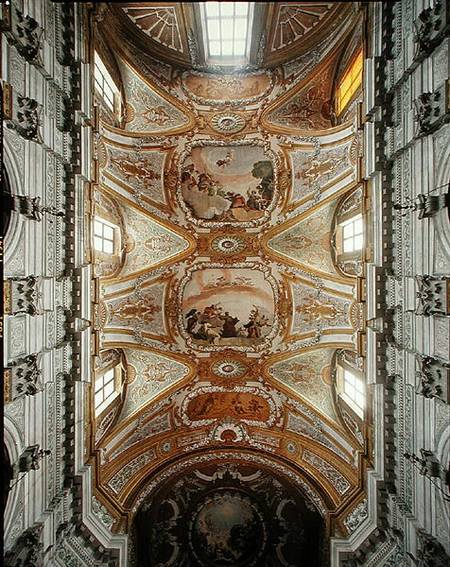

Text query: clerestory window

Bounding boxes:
[200,2,254,65]
[93,217,117,255]
[341,214,364,253]
[94,367,117,416]
[94,51,120,113]
[337,367,365,419]
[336,50,363,115]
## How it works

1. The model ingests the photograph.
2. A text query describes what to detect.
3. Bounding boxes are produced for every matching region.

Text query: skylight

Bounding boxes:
[201,2,254,65]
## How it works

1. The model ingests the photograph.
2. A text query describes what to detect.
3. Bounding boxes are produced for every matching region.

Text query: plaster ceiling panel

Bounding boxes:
[264,2,352,67]
[181,70,274,107]
[118,202,191,279]
[120,348,190,420]
[263,57,336,132]
[290,280,352,336]
[121,4,184,53]
[268,348,338,422]
[287,137,356,206]
[102,142,168,207]
[119,59,194,134]
[103,279,167,339]
[267,200,337,276]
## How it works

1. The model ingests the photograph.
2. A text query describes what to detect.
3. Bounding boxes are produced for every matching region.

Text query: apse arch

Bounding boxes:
[127,449,332,567]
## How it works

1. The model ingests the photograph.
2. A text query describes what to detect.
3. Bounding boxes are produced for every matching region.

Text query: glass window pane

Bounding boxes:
[235,2,248,15]
[103,240,113,254]
[221,19,233,39]
[95,391,103,408]
[209,41,221,55]
[353,217,363,233]
[343,238,354,253]
[234,18,247,38]
[220,2,234,16]
[205,2,220,17]
[95,377,104,392]
[103,225,114,240]
[353,234,363,250]
[105,369,115,383]
[234,40,246,55]
[104,381,114,398]
[208,19,220,40]
[343,223,353,238]
[94,236,103,251]
[222,41,233,55]
[94,220,103,236]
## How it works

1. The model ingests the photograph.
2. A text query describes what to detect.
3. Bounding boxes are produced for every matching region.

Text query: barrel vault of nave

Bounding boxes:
[87,4,371,544]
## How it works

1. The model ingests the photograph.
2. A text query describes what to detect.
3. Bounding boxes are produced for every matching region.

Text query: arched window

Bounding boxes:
[334,350,366,420]
[93,216,120,255]
[336,50,363,116]
[94,362,123,417]
[331,186,365,277]
[94,51,121,116]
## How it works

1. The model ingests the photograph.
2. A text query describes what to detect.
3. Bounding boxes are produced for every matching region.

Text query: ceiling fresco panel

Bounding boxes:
[88,3,368,550]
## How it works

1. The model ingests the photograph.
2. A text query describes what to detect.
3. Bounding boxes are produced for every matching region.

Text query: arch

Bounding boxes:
[3,415,25,541]
[128,449,330,567]
[331,185,365,278]
[3,136,26,273]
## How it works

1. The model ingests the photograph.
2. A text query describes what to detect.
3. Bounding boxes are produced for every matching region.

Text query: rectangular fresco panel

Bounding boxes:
[182,268,274,346]
[180,145,274,222]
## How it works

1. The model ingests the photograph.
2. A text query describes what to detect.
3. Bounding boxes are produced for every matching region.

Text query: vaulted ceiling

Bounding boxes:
[90,3,368,561]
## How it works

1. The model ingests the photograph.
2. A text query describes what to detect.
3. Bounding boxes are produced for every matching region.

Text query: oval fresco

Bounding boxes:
[178,142,277,227]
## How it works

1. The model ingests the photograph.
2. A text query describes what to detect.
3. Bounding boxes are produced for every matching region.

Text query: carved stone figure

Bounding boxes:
[16,445,51,473]
[6,353,43,402]
[6,96,42,142]
[4,523,44,567]
[407,530,450,566]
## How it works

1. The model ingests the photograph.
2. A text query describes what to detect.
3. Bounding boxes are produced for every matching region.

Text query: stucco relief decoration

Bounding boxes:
[105,282,165,336]
[266,61,336,130]
[119,61,190,132]
[289,140,354,203]
[268,201,337,274]
[181,70,274,107]
[103,144,167,206]
[177,140,279,227]
[178,263,280,352]
[271,4,335,52]
[292,283,351,332]
[119,205,190,276]
[122,6,183,52]
[269,349,337,421]
[120,349,190,418]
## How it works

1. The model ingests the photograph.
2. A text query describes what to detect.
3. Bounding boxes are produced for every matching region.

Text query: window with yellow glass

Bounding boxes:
[336,50,363,115]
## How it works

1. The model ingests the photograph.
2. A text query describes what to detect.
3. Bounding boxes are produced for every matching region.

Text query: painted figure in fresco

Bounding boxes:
[180,153,274,222]
[243,307,270,339]
[220,312,239,338]
[185,309,200,334]
[185,303,270,344]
